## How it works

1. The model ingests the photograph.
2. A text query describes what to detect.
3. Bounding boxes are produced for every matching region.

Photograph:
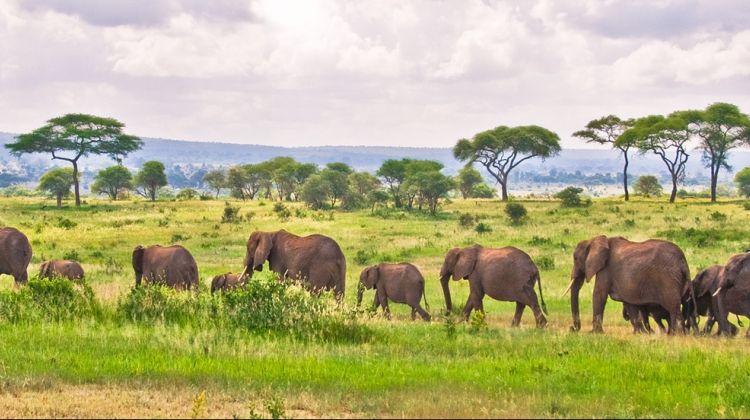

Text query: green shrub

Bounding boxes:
[504,203,527,225]
[743,202,750,211]
[273,203,291,221]
[475,222,492,234]
[534,255,555,271]
[528,236,552,246]
[176,188,198,200]
[458,213,475,228]
[62,249,80,261]
[554,187,591,208]
[221,203,241,223]
[0,278,101,323]
[354,249,373,265]
[709,211,727,222]
[57,217,77,229]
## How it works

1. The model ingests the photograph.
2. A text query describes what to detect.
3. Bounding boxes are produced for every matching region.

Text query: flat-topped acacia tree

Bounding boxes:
[5,113,142,206]
[454,125,561,201]
[573,115,634,201]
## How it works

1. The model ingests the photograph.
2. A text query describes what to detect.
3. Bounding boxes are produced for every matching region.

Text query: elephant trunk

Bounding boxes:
[356,282,364,307]
[135,272,142,288]
[440,274,452,313]
[569,276,584,332]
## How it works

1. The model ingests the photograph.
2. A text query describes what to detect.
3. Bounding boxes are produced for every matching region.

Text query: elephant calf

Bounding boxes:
[39,260,84,281]
[210,272,247,294]
[357,263,431,321]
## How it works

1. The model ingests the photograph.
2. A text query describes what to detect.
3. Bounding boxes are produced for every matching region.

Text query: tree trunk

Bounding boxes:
[150,186,156,202]
[622,153,630,201]
[710,163,719,203]
[500,182,508,201]
[72,160,81,206]
[56,192,62,208]
[670,176,678,204]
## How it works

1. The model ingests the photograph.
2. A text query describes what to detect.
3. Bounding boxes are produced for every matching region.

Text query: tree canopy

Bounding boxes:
[454,125,560,201]
[38,167,74,208]
[573,115,634,200]
[135,161,168,202]
[202,170,226,198]
[620,115,691,203]
[633,175,663,198]
[6,113,141,206]
[91,165,133,201]
[735,167,750,198]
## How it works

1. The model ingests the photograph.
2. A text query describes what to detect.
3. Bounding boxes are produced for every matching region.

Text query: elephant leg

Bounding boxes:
[703,315,715,335]
[414,304,431,322]
[624,304,645,333]
[520,286,546,328]
[371,293,380,312]
[511,302,525,327]
[411,307,417,321]
[591,282,609,333]
[666,303,684,335]
[377,288,390,320]
[463,289,484,321]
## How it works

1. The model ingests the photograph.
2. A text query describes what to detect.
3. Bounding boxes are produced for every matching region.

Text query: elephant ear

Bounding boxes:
[361,266,379,289]
[454,247,478,280]
[132,246,145,274]
[253,233,273,271]
[693,266,719,297]
[584,236,609,282]
[440,248,460,279]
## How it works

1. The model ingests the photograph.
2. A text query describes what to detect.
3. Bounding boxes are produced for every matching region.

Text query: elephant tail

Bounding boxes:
[422,280,430,311]
[535,272,547,317]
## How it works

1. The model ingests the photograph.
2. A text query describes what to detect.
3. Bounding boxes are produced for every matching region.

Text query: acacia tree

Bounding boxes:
[135,161,168,201]
[688,103,750,202]
[621,115,691,203]
[202,169,226,198]
[5,114,141,206]
[376,159,410,208]
[38,167,74,208]
[573,115,634,200]
[456,166,484,199]
[454,125,561,201]
[91,165,133,200]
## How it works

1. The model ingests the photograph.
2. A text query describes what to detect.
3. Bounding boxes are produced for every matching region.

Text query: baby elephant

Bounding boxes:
[39,260,84,281]
[357,262,430,321]
[210,272,247,294]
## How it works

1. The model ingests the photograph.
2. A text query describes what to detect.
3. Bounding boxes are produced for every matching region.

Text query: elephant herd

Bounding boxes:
[1,225,749,337]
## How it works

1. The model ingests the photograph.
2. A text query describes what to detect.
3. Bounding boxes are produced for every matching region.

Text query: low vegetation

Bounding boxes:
[0,196,749,417]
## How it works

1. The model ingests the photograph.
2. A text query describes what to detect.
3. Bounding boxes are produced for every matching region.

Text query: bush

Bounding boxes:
[709,211,727,222]
[470,184,496,199]
[62,249,80,261]
[176,188,198,200]
[458,213,475,228]
[554,187,591,208]
[273,203,291,221]
[534,255,555,271]
[117,274,372,342]
[634,175,663,197]
[743,202,750,211]
[0,278,101,323]
[57,217,77,229]
[221,203,241,223]
[504,203,527,225]
[475,222,492,234]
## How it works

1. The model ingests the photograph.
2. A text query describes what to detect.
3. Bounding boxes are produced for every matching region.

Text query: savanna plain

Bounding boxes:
[0,196,749,418]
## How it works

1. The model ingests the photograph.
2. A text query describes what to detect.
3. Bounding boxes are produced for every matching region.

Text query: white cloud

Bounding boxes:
[0,0,749,148]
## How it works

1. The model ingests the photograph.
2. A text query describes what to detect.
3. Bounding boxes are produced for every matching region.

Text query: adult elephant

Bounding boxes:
[713,252,750,337]
[39,260,84,281]
[132,245,198,290]
[567,235,692,334]
[241,229,346,301]
[439,245,547,327]
[0,227,32,285]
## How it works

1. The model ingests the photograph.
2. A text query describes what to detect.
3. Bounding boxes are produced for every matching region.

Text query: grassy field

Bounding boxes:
[0,196,749,418]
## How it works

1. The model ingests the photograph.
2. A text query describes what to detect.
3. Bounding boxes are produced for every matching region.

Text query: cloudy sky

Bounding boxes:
[1,0,749,148]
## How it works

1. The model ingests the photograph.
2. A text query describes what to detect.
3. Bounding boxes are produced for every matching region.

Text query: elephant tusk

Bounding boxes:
[712,287,722,297]
[238,266,249,281]
[563,278,575,296]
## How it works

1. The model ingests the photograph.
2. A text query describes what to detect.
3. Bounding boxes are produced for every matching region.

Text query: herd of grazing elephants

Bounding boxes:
[1,225,749,337]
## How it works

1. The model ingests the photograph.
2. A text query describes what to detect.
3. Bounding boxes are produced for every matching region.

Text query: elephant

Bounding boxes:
[39,260,84,281]
[439,245,547,327]
[241,229,346,301]
[0,227,32,285]
[713,252,750,337]
[132,245,198,290]
[356,262,431,321]
[210,272,247,294]
[567,235,692,334]
[622,303,669,334]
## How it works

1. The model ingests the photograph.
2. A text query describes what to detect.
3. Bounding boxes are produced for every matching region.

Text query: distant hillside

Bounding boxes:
[2,132,750,190]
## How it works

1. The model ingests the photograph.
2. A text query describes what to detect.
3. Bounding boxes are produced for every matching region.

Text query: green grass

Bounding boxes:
[0,196,749,417]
